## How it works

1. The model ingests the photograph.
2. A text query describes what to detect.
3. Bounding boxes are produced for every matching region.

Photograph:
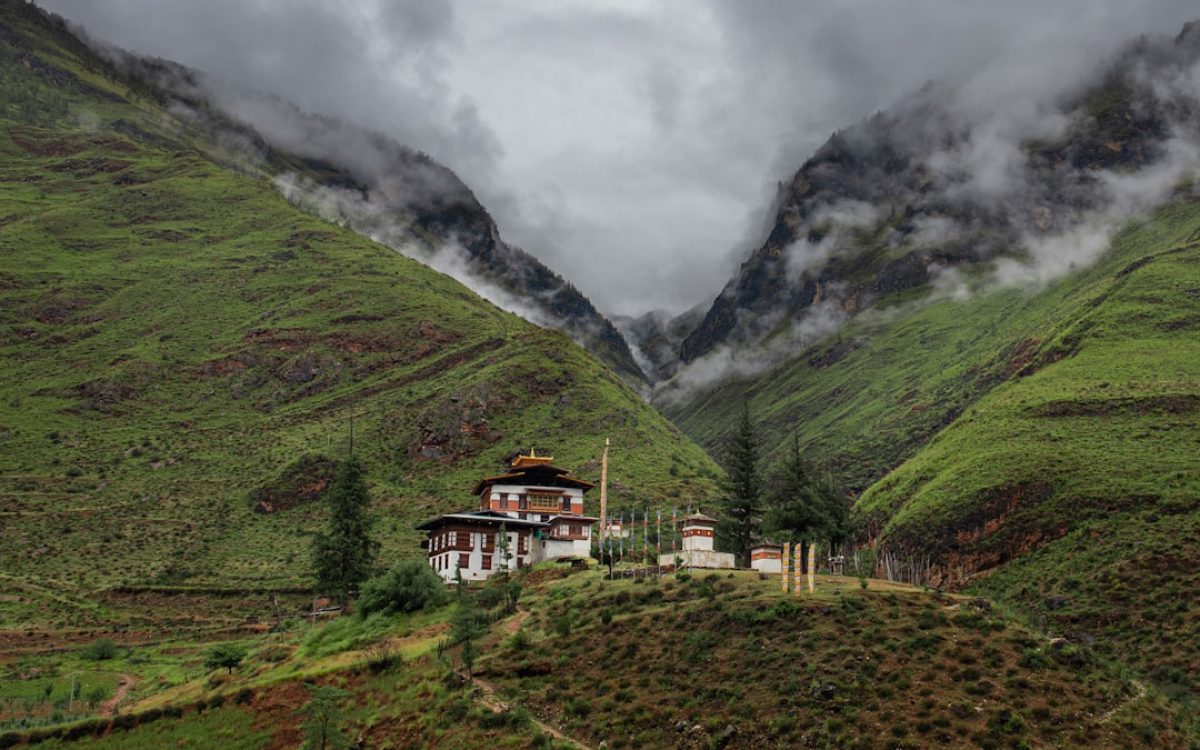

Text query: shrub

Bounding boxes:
[365,643,402,674]
[508,628,531,650]
[234,688,255,705]
[138,707,163,725]
[111,713,136,731]
[600,609,613,626]
[1019,648,1048,669]
[565,698,591,718]
[477,585,506,609]
[204,643,248,674]
[357,560,450,617]
[257,644,292,663]
[83,638,118,661]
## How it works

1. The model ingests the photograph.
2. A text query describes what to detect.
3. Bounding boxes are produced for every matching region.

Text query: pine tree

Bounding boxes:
[810,472,851,553]
[764,432,822,549]
[311,457,379,604]
[450,595,488,680]
[496,522,512,572]
[296,684,352,750]
[716,401,762,567]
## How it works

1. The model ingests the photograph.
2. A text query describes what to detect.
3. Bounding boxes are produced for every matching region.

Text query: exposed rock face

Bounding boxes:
[673,24,1200,366]
[614,304,706,383]
[250,455,337,513]
[410,393,501,461]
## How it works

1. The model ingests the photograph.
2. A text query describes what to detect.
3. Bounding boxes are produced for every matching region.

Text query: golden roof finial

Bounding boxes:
[512,449,554,468]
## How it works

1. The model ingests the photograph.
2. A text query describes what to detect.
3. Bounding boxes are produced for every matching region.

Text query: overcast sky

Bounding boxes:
[41,0,1200,316]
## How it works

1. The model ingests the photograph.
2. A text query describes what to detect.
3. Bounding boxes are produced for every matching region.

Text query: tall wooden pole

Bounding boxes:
[808,542,817,593]
[600,438,609,545]
[781,542,791,594]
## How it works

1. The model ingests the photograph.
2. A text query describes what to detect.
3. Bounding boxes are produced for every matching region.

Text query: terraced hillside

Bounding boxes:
[0,2,719,608]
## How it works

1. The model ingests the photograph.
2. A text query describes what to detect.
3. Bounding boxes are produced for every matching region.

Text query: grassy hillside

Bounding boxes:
[857,201,1200,703]
[0,593,573,748]
[671,193,1200,709]
[0,1,719,608]
[669,199,1200,494]
[478,569,1188,749]
[5,567,1187,749]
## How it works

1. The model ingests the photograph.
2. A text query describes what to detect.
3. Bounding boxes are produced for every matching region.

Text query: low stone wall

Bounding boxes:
[658,550,736,569]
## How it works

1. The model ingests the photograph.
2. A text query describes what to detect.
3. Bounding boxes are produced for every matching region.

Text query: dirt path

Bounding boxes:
[1099,679,1147,724]
[458,606,592,749]
[99,673,135,717]
[466,673,593,750]
[500,606,530,636]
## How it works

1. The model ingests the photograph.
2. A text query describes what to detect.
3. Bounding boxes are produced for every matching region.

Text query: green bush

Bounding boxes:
[83,638,118,660]
[508,628,531,650]
[357,559,450,617]
[565,698,591,718]
[203,643,248,674]
[1018,648,1049,669]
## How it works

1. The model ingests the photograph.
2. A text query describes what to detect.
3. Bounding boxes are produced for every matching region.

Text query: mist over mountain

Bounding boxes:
[639,20,1200,399]
[64,38,649,384]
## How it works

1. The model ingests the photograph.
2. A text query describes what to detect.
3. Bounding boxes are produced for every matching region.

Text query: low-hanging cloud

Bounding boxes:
[658,18,1200,398]
[272,172,562,331]
[38,0,1200,320]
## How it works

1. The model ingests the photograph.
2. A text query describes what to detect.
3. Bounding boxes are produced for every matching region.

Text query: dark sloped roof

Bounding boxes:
[473,463,595,495]
[414,510,550,531]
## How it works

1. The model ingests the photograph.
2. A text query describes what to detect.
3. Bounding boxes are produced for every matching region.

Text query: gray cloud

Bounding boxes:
[40,0,1200,319]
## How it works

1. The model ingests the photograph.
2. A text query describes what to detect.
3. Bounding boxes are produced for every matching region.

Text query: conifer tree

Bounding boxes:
[311,457,379,604]
[811,471,851,554]
[496,523,512,571]
[764,433,852,569]
[297,684,352,750]
[765,432,822,553]
[717,401,762,567]
[450,594,488,680]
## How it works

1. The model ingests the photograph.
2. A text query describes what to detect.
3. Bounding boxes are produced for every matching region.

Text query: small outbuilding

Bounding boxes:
[657,511,736,569]
[749,542,784,574]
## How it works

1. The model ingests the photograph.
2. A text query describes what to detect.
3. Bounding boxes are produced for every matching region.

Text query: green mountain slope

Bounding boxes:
[858,201,1200,702]
[670,189,1200,706]
[0,2,719,601]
